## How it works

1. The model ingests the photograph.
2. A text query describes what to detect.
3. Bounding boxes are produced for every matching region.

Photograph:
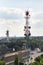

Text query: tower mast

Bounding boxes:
[24,11,31,38]
[6,30,9,41]
[23,11,31,64]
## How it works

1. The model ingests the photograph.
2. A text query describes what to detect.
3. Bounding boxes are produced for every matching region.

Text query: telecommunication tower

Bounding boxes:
[6,30,9,41]
[23,11,31,64]
[24,11,31,38]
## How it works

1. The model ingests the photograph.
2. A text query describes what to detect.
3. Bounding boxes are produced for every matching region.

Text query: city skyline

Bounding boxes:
[0,0,43,37]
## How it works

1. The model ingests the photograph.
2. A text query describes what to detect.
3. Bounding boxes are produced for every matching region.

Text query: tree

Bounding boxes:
[14,55,24,65]
[14,55,18,65]
[0,60,6,65]
[35,56,41,62]
[19,62,24,65]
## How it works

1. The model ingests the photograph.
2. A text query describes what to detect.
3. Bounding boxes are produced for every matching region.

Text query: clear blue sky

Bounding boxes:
[0,0,43,37]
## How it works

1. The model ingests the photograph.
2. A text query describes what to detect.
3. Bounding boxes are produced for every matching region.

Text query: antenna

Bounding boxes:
[23,11,31,64]
[24,11,31,38]
[6,30,9,41]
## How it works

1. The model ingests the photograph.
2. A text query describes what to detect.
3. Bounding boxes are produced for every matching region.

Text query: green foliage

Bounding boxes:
[35,56,41,62]
[40,54,43,58]
[40,59,43,64]
[14,55,18,65]
[26,39,43,51]
[0,60,6,65]
[29,54,43,65]
[19,62,24,65]
[29,62,40,65]
[14,55,24,65]
[1,37,43,52]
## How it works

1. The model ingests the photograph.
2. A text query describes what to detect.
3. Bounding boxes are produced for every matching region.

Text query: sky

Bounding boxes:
[0,0,43,37]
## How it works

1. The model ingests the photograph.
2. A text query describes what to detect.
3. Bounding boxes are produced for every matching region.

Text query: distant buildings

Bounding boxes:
[30,48,41,54]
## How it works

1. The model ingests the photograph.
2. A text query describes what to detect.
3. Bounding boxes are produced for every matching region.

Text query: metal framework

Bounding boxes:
[24,11,31,64]
[24,11,31,38]
[6,30,9,41]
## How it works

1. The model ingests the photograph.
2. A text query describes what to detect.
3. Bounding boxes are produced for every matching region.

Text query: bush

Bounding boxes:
[19,62,24,65]
[35,56,41,62]
[0,60,6,65]
[14,55,18,65]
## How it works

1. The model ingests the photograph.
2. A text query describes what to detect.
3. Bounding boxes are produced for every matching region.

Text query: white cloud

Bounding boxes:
[0,7,43,36]
[0,18,25,37]
[0,7,24,15]
[0,7,25,36]
[29,9,43,36]
[29,9,43,24]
